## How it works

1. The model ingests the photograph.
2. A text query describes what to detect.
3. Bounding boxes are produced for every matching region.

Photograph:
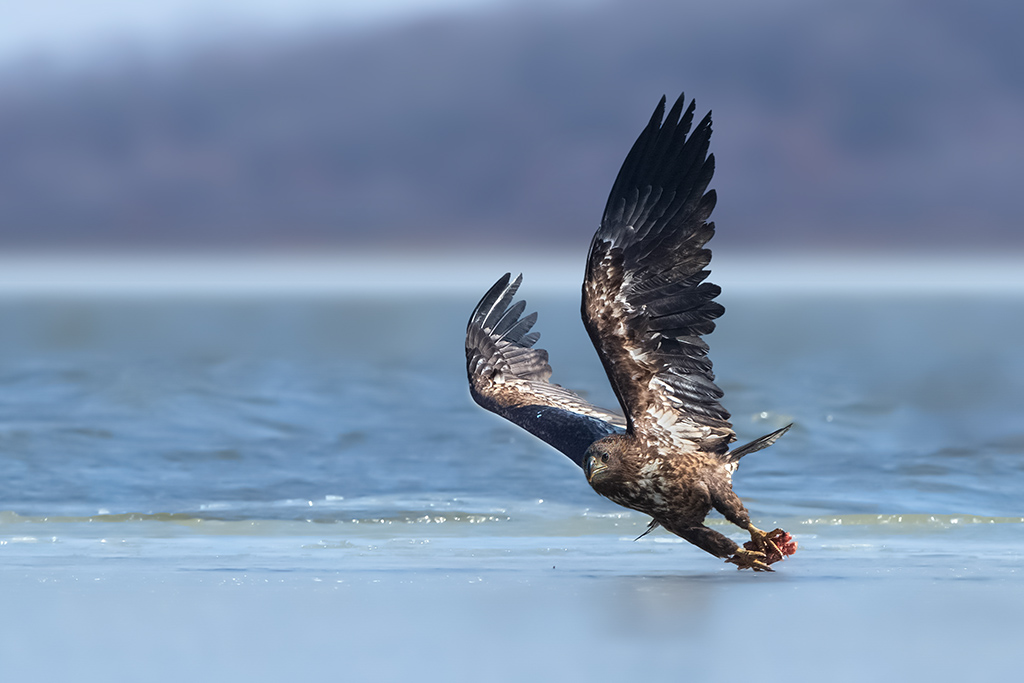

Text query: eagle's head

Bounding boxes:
[583,435,630,490]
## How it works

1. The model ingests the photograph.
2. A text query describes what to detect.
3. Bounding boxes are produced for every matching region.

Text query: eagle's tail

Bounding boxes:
[722,423,792,464]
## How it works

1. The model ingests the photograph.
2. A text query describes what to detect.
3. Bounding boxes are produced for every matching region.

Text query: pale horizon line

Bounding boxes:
[0,250,1022,295]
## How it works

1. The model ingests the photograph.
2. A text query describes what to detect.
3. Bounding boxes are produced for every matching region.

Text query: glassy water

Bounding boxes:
[1,281,1023,681]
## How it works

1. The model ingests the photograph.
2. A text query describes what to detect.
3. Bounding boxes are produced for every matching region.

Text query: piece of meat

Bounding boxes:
[744,528,797,564]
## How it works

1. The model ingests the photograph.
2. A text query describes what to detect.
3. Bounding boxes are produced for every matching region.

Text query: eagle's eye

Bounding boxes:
[601,453,609,463]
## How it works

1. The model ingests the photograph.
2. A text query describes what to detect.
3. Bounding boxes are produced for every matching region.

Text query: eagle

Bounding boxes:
[464,93,797,571]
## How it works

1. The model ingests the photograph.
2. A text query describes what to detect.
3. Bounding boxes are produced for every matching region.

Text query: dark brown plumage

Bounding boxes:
[465,94,795,571]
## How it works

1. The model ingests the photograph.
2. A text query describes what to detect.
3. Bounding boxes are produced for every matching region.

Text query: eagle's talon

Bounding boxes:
[726,548,774,572]
[743,526,796,565]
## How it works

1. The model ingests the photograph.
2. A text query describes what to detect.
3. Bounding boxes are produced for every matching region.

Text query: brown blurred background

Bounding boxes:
[0,0,1021,253]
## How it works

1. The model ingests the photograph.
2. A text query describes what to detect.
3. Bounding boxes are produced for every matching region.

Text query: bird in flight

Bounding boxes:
[465,93,796,571]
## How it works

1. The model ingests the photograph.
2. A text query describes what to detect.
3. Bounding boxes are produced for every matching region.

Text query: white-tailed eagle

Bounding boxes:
[465,94,796,571]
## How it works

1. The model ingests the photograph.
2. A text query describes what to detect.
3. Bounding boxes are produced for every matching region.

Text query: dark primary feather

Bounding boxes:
[466,273,626,467]
[582,93,735,455]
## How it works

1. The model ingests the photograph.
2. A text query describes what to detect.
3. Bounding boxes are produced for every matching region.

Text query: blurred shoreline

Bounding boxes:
[2,1,1023,255]
[1,250,1023,295]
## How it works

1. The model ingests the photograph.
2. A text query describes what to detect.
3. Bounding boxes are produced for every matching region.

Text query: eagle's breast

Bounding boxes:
[597,448,712,523]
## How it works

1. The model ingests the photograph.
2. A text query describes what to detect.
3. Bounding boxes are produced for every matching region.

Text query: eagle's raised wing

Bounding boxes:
[582,94,735,455]
[466,273,626,468]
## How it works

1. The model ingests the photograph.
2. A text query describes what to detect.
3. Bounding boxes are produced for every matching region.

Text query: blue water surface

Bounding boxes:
[1,286,1023,682]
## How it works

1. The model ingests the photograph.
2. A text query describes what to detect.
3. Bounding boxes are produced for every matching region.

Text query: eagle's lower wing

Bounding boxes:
[467,273,626,468]
[582,94,735,455]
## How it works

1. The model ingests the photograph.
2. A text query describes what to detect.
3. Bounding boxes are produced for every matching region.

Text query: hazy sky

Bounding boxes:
[0,0,512,65]
[3,0,1020,252]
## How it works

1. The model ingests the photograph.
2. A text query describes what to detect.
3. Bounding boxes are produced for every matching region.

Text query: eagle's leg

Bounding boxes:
[709,484,788,565]
[671,523,739,557]
[670,523,770,571]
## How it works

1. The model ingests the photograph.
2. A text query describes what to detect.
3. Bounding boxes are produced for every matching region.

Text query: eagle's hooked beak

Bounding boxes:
[584,454,608,483]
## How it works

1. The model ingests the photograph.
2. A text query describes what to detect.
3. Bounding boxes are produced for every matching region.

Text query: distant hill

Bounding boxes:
[0,0,1021,251]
